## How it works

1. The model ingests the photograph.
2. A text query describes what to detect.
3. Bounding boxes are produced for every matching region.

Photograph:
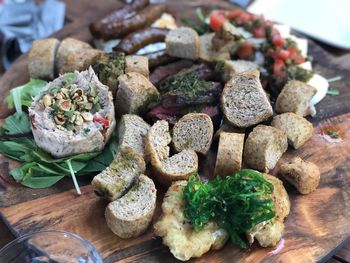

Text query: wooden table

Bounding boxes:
[1,0,350,262]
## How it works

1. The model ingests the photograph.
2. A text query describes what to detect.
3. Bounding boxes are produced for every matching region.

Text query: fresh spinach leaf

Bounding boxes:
[0,112,31,135]
[6,79,47,111]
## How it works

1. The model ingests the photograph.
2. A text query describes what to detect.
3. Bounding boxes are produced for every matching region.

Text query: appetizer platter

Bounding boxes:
[1,0,350,262]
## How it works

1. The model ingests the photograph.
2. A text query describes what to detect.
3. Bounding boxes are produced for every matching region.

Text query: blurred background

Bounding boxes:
[0,0,349,73]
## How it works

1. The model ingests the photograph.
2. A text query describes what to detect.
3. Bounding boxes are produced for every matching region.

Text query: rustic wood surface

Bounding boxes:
[1,0,350,262]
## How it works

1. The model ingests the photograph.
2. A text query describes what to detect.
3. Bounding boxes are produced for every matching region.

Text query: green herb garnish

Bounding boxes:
[181,8,211,35]
[327,76,342,83]
[183,170,276,249]
[327,88,340,96]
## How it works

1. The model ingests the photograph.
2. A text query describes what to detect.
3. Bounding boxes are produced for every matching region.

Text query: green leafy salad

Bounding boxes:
[183,169,276,249]
[0,79,117,191]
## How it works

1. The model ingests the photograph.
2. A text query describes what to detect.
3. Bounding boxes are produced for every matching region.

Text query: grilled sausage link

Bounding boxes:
[114,28,169,54]
[96,4,166,40]
[89,0,149,39]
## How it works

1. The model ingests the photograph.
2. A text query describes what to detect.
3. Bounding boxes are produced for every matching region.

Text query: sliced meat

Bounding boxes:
[161,81,222,107]
[158,64,215,92]
[147,104,220,124]
[150,60,194,86]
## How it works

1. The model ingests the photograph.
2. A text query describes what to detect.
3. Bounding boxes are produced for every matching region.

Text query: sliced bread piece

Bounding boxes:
[271,113,313,149]
[91,147,146,201]
[118,114,151,159]
[213,121,245,141]
[157,150,199,184]
[28,38,60,80]
[243,125,288,172]
[56,38,97,74]
[276,80,317,116]
[145,120,198,185]
[221,70,273,128]
[125,55,149,78]
[172,113,214,155]
[278,157,320,194]
[199,33,230,63]
[166,27,200,60]
[145,120,171,168]
[116,72,160,115]
[60,48,102,74]
[105,174,157,238]
[218,60,259,83]
[214,132,244,177]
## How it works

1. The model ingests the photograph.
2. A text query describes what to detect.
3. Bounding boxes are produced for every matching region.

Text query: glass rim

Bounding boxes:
[0,230,103,262]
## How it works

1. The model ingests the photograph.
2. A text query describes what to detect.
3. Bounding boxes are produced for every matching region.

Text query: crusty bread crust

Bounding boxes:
[118,114,150,160]
[243,125,288,172]
[28,38,60,80]
[221,60,259,83]
[91,146,145,201]
[275,80,317,116]
[125,55,149,78]
[56,38,93,74]
[278,157,320,194]
[105,174,156,238]
[116,72,160,115]
[214,132,244,177]
[166,27,200,60]
[271,113,313,149]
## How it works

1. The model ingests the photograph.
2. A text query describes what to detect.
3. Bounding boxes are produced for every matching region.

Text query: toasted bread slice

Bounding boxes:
[172,113,214,155]
[166,27,200,60]
[214,132,244,177]
[243,125,288,172]
[105,174,157,238]
[199,33,230,63]
[219,60,259,83]
[145,120,198,185]
[221,70,273,128]
[60,49,102,74]
[91,147,146,201]
[118,114,150,160]
[28,38,60,80]
[276,80,317,116]
[56,38,100,74]
[116,72,160,115]
[278,157,320,194]
[271,113,313,149]
[125,55,149,78]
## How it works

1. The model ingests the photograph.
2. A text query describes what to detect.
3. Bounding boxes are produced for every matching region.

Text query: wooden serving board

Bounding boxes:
[1,1,350,262]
